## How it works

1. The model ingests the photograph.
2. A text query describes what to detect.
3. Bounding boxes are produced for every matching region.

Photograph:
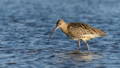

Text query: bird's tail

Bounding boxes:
[98,29,106,37]
[91,28,106,37]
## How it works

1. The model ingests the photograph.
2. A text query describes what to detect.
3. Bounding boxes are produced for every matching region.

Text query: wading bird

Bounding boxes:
[49,19,106,51]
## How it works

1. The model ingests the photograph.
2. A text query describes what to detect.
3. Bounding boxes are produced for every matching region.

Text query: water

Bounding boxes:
[0,0,120,68]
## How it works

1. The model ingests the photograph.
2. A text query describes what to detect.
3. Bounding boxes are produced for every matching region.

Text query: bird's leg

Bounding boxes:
[84,41,90,51]
[77,40,81,50]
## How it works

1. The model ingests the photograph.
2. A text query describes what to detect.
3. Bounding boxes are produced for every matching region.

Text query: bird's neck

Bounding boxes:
[59,23,68,34]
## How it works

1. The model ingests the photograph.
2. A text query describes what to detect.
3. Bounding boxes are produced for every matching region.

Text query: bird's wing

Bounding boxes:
[67,23,106,37]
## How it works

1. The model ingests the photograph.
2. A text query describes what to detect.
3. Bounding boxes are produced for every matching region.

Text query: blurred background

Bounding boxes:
[0,0,120,68]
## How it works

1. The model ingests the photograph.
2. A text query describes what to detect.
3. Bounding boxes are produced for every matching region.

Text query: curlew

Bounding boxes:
[49,19,106,51]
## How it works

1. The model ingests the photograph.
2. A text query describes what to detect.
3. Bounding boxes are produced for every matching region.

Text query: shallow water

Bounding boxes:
[0,0,120,68]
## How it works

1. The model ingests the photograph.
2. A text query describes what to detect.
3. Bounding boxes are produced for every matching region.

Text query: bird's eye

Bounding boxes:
[59,23,61,25]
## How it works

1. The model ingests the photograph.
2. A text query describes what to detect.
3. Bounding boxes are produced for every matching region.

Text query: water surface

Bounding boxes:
[0,0,120,68]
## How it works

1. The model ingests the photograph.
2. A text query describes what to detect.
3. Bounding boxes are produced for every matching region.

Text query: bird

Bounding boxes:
[49,19,106,51]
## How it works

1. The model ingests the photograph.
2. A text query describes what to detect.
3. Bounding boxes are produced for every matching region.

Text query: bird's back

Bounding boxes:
[67,23,106,40]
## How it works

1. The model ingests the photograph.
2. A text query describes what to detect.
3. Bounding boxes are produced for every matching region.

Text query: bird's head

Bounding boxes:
[52,19,65,32]
[49,19,65,39]
[56,19,65,28]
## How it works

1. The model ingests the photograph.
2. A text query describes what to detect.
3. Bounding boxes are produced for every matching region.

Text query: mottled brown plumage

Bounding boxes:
[67,23,106,40]
[50,19,106,51]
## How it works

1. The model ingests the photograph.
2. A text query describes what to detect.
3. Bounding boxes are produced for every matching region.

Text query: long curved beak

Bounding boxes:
[49,26,59,39]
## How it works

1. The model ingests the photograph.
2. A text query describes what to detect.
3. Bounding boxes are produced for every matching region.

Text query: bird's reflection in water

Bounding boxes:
[55,50,103,62]
[67,50,103,61]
